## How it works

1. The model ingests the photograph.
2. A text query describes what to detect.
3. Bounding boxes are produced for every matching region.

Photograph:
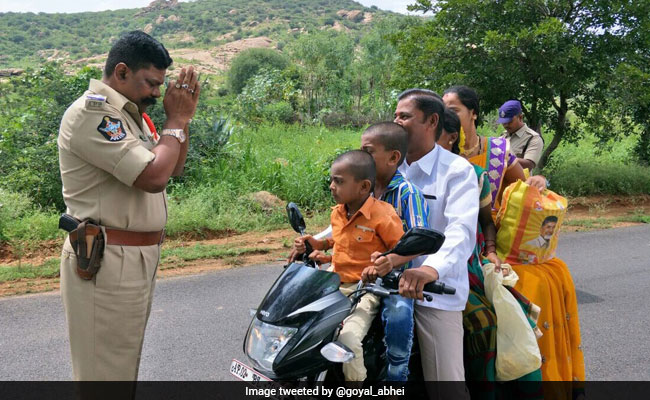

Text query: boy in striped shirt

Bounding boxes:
[294,122,430,381]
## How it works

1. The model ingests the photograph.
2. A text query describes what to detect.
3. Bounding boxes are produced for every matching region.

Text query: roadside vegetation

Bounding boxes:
[1,0,649,290]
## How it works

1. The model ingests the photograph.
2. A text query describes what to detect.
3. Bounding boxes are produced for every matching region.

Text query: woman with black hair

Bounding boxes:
[439,108,543,395]
[442,86,585,387]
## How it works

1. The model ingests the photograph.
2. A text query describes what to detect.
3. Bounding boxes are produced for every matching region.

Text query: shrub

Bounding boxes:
[184,114,234,182]
[0,188,61,243]
[0,64,102,210]
[545,161,650,196]
[236,68,300,124]
[0,189,34,242]
[227,47,289,94]
[261,101,295,123]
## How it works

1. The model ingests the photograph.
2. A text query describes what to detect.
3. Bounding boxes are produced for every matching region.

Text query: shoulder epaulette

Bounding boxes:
[85,94,107,110]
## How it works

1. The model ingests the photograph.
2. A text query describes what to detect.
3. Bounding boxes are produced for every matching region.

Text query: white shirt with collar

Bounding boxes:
[399,145,479,311]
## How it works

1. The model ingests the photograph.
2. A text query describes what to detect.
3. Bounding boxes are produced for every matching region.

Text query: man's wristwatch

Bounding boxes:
[160,128,186,144]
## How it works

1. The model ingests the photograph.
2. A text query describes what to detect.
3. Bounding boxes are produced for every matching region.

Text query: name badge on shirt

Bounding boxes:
[355,225,375,233]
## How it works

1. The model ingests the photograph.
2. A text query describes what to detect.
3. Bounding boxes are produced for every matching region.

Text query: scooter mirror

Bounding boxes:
[381,227,445,257]
[286,202,306,234]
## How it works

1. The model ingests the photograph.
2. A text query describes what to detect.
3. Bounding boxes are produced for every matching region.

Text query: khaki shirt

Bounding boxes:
[58,79,166,234]
[502,124,544,166]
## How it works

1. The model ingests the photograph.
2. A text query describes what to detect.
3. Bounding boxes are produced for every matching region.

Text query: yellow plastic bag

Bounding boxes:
[482,263,542,381]
[496,181,567,265]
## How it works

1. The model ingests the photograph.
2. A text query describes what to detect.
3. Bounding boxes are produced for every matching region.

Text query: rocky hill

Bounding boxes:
[0,0,392,71]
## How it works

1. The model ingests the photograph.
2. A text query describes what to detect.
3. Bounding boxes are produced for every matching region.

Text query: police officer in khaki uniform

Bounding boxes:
[58,31,200,385]
[497,99,544,171]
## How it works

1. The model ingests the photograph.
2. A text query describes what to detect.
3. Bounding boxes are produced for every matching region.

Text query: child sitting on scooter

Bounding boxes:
[359,122,430,382]
[295,128,430,382]
[295,150,404,382]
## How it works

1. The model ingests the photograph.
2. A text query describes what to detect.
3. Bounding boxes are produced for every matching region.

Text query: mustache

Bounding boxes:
[142,97,157,106]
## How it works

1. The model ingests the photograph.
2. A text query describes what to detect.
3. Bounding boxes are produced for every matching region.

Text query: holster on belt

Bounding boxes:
[59,213,164,280]
[69,220,105,280]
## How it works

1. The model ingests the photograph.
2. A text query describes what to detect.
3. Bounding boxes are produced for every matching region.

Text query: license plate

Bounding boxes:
[230,359,272,383]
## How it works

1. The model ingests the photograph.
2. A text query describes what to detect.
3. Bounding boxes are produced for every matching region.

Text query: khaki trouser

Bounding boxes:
[415,305,469,400]
[60,241,160,381]
[337,282,381,381]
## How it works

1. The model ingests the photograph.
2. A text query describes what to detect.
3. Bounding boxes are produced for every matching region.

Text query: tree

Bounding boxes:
[602,2,650,163]
[288,30,354,119]
[0,64,102,209]
[227,48,289,94]
[394,0,649,169]
[355,15,415,120]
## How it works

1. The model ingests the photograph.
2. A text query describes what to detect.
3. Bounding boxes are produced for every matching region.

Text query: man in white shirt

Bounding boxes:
[393,89,478,392]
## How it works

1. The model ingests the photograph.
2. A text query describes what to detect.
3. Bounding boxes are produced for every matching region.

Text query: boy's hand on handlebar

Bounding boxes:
[361,266,377,283]
[308,250,331,265]
[370,251,393,277]
[287,247,300,263]
[294,235,325,252]
[399,266,439,300]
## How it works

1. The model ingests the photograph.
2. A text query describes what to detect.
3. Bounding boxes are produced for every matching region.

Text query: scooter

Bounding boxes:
[230,203,455,383]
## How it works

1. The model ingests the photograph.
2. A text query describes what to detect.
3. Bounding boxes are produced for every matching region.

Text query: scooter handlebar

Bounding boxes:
[380,270,456,295]
[423,280,456,295]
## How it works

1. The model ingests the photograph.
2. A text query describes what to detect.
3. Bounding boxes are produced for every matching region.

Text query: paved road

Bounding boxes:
[1,225,649,381]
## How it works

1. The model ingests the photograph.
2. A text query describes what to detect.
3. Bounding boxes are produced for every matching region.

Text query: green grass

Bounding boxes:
[165,123,358,236]
[161,243,271,263]
[546,161,650,196]
[477,115,650,197]
[564,214,650,230]
[2,124,650,244]
[0,242,276,283]
[540,132,649,196]
[0,258,60,282]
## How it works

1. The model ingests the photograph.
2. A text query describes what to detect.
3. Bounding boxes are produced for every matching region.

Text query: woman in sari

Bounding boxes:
[442,86,585,387]
[440,108,542,399]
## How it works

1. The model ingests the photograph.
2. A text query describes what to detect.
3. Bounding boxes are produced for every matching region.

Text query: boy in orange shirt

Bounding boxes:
[295,150,405,381]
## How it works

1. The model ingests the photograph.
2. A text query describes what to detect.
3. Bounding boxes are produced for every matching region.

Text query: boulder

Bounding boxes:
[0,68,24,77]
[135,0,178,17]
[249,191,284,212]
[346,10,363,22]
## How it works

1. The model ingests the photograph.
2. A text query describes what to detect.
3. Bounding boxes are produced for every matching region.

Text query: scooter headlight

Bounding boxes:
[246,319,298,371]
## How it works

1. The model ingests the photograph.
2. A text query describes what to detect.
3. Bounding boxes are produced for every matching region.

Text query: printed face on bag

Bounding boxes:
[540,217,558,240]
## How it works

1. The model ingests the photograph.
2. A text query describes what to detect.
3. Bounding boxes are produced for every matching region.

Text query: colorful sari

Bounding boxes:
[463,165,542,399]
[468,137,585,390]
[468,136,517,212]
